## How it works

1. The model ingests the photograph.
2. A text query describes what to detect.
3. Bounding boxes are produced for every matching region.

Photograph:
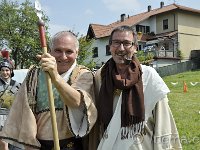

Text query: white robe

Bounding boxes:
[96,65,182,150]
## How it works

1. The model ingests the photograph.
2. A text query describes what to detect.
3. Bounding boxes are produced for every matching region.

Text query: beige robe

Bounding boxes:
[90,65,182,150]
[0,65,97,150]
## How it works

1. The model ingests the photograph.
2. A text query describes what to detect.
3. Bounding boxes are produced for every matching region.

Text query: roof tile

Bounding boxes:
[88,4,200,39]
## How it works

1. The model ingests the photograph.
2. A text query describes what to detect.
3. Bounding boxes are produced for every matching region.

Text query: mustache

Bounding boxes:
[117,52,126,56]
[117,53,132,60]
[117,53,133,65]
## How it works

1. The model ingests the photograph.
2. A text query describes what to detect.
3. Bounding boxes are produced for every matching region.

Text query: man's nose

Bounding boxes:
[61,52,68,58]
[119,43,125,51]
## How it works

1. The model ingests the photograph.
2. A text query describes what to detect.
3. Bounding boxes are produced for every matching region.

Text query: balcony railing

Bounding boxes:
[154,50,180,59]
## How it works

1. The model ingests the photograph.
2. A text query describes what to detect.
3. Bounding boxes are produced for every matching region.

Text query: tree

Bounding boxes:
[136,50,154,65]
[0,0,95,69]
[78,35,96,69]
[0,0,49,69]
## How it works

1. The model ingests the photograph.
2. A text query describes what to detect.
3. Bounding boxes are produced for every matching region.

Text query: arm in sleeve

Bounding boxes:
[66,69,97,137]
[152,96,182,150]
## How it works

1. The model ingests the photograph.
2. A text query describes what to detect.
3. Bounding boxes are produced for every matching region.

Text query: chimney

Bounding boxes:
[121,14,126,22]
[148,5,151,12]
[160,1,164,8]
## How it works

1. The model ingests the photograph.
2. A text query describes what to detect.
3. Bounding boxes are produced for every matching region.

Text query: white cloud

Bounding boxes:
[102,0,141,12]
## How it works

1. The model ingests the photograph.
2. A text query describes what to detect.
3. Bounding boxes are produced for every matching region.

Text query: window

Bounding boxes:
[136,25,150,33]
[138,45,142,51]
[93,47,98,58]
[106,45,111,56]
[163,43,169,50]
[163,19,168,30]
[137,25,145,33]
[146,26,150,33]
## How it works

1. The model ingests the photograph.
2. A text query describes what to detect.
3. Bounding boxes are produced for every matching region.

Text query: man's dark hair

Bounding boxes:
[109,25,138,46]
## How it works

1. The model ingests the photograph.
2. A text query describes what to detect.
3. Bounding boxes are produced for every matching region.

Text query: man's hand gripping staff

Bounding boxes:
[34,0,60,149]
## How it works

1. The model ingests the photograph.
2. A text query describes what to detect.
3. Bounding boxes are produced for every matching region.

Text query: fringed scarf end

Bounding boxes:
[121,121,145,140]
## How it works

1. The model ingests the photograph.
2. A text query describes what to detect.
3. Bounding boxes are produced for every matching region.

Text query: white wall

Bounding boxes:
[92,37,112,67]
[138,16,157,33]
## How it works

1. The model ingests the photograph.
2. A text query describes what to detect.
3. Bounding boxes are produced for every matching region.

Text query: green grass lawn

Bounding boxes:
[163,70,200,150]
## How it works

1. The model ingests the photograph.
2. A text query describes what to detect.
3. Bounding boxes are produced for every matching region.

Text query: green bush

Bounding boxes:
[136,50,154,65]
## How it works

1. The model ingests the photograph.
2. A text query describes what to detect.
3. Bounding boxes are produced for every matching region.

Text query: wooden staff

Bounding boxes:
[37,20,60,150]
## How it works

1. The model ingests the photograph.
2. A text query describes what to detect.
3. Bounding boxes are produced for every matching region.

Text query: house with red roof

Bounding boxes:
[86,2,200,68]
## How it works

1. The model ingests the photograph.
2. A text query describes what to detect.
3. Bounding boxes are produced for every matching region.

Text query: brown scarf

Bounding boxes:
[98,56,145,132]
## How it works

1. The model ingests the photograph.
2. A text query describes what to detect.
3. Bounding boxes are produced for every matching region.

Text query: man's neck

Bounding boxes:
[0,77,11,85]
[116,64,128,73]
[116,64,129,79]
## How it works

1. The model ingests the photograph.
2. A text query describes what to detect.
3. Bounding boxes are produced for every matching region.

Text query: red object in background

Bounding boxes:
[183,81,188,93]
[1,50,9,59]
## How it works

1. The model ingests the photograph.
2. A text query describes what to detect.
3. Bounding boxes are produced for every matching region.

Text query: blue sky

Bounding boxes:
[18,0,200,36]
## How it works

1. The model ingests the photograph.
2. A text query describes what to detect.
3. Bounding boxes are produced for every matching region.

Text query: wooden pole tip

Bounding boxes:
[37,19,45,26]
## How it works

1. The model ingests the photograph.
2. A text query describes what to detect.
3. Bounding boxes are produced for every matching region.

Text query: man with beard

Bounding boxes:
[90,25,182,150]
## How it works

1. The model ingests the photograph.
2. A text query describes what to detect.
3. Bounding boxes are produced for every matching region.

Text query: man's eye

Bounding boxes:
[124,42,132,46]
[113,41,120,45]
[55,49,62,53]
[65,51,73,55]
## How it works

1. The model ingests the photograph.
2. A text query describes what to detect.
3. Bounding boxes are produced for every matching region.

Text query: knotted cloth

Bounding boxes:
[98,56,145,135]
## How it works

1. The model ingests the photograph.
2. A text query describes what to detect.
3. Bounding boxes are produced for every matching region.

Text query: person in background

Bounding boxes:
[0,55,21,150]
[0,31,97,150]
[91,25,182,150]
